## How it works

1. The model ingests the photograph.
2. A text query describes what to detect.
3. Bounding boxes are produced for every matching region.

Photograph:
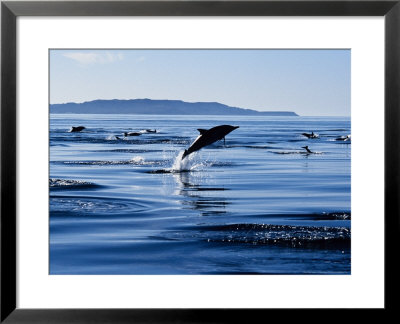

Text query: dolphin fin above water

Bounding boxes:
[182,125,239,160]
[70,126,85,132]
[302,146,313,153]
[197,129,208,135]
[302,132,319,139]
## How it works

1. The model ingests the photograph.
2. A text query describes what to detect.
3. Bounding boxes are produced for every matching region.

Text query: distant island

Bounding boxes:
[50,99,298,116]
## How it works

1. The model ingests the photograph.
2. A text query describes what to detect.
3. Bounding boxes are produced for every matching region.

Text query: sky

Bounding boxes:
[50,49,350,116]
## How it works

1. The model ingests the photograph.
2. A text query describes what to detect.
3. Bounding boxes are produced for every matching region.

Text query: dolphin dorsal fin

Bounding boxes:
[197,129,208,135]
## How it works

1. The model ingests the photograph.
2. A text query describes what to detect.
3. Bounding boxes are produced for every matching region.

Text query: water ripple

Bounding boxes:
[164,223,350,248]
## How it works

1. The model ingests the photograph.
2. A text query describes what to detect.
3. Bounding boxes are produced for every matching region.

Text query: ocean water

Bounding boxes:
[49,114,351,274]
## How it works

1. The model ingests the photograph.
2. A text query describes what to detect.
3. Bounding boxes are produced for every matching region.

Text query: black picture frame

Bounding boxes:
[1,0,399,322]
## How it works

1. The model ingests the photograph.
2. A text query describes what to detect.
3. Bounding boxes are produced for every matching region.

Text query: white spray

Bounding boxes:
[170,151,208,172]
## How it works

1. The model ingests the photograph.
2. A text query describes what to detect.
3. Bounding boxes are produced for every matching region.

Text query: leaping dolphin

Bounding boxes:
[182,125,239,160]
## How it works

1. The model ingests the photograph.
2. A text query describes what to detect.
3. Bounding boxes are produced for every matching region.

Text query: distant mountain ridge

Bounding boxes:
[50,99,298,116]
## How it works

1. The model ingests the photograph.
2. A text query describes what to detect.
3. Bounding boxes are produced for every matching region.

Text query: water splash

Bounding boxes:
[50,178,95,187]
[170,151,208,172]
[49,178,100,190]
[131,156,145,164]
[106,135,121,140]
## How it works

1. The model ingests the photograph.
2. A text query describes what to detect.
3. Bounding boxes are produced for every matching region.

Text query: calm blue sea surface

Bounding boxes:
[49,114,351,274]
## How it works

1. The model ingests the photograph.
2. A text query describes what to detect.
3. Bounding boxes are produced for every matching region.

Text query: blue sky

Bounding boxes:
[50,49,350,116]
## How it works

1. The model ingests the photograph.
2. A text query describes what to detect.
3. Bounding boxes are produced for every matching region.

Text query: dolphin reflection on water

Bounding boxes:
[182,125,239,160]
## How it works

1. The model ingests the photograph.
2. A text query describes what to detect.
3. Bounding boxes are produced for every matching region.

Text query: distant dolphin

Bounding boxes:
[335,135,351,141]
[70,126,85,132]
[302,145,313,153]
[124,132,141,137]
[144,129,157,133]
[302,131,319,139]
[182,125,239,160]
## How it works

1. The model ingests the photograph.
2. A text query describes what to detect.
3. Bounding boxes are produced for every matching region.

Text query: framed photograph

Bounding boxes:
[1,0,398,322]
